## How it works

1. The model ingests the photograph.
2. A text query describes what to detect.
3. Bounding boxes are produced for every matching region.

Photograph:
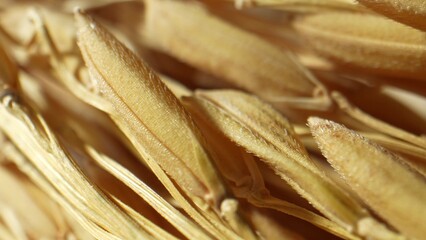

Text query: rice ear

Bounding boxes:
[141,0,328,109]
[75,9,226,205]
[190,89,371,233]
[294,12,426,80]
[75,10,256,239]
[309,117,426,240]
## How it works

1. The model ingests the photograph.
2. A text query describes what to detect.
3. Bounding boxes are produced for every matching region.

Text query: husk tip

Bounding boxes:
[307,117,346,145]
[73,6,82,15]
[307,116,326,130]
[73,7,95,33]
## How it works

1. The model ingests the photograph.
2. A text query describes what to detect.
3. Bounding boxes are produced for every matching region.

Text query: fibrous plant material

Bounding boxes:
[0,81,152,240]
[0,0,425,239]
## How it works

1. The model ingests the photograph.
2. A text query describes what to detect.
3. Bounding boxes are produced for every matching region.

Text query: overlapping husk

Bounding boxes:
[0,0,425,239]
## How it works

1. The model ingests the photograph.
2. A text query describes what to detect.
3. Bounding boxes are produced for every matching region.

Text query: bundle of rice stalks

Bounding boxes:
[0,0,425,239]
